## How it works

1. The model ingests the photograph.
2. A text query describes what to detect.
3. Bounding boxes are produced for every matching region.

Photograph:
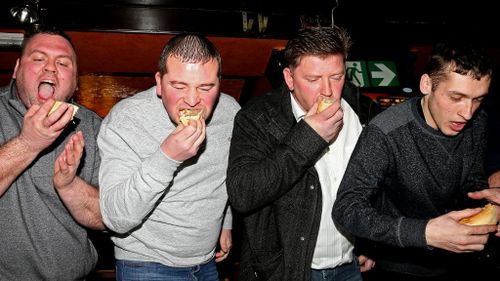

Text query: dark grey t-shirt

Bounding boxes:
[0,82,102,281]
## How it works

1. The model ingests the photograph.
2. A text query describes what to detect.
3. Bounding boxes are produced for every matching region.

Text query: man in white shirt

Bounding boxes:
[226,26,374,281]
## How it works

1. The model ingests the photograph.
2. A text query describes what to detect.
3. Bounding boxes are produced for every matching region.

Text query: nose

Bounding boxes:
[320,79,341,100]
[44,59,57,73]
[458,100,474,121]
[185,88,201,106]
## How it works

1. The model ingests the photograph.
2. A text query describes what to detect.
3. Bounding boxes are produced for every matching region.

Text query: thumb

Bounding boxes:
[467,190,488,200]
[450,208,483,221]
[25,104,41,118]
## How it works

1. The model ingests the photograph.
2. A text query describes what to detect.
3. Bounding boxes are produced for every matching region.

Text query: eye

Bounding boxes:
[32,56,45,62]
[30,52,46,62]
[474,96,484,103]
[198,86,213,92]
[171,84,187,91]
[330,75,343,81]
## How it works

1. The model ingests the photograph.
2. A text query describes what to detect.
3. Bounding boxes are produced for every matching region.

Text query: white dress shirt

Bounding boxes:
[290,93,362,269]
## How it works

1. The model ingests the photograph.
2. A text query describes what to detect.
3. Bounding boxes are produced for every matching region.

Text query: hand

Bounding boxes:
[425,209,497,253]
[488,170,500,187]
[215,229,232,262]
[468,189,500,236]
[53,131,84,191]
[160,118,206,161]
[304,98,343,143]
[357,255,375,272]
[19,99,74,153]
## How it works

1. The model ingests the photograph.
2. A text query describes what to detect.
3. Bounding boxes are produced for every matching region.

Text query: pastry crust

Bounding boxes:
[49,101,79,120]
[179,109,203,126]
[317,98,336,113]
[459,203,498,225]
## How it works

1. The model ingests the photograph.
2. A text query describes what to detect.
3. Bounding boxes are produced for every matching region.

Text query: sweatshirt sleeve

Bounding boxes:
[98,116,180,233]
[332,125,428,249]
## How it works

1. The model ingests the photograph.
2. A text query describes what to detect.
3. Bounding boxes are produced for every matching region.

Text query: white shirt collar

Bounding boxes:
[290,92,305,122]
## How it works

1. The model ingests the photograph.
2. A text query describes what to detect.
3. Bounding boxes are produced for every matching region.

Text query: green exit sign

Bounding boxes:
[346,60,399,87]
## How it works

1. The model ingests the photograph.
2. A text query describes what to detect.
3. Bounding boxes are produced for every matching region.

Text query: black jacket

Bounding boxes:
[226,85,329,281]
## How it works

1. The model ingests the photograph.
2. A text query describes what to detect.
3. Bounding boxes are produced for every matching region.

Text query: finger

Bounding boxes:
[306,100,320,117]
[76,131,85,147]
[468,190,488,200]
[183,119,204,148]
[451,208,483,221]
[64,142,75,166]
[56,152,69,173]
[215,250,228,263]
[193,120,206,147]
[72,133,85,158]
[25,104,41,118]
[40,99,57,117]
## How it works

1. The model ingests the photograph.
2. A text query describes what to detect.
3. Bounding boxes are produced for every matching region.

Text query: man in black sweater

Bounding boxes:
[333,41,498,281]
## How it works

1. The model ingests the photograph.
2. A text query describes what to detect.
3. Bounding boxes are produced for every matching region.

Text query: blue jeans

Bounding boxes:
[116,259,219,281]
[311,259,363,281]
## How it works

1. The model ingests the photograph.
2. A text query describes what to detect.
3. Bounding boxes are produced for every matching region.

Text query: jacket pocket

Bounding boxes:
[251,248,284,281]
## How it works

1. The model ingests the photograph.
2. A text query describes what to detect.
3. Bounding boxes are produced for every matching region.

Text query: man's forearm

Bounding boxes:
[0,136,39,196]
[55,176,105,230]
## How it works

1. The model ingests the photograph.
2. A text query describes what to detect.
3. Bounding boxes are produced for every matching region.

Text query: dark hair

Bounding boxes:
[158,33,222,79]
[283,26,352,70]
[21,25,75,56]
[425,41,493,91]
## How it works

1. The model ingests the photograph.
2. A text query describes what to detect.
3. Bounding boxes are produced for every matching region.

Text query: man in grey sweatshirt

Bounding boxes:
[98,33,240,280]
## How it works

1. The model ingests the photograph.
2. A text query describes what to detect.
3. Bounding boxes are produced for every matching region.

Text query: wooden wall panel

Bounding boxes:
[1,30,286,116]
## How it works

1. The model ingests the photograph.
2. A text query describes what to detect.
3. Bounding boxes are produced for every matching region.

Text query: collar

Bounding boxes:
[6,79,28,116]
[290,92,305,122]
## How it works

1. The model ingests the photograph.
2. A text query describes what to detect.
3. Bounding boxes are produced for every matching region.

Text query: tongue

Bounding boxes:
[38,83,55,99]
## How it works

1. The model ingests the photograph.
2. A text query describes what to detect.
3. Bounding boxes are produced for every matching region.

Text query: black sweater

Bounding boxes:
[333,97,489,276]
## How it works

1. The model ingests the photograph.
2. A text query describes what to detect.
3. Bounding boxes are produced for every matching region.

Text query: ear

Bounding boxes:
[12,59,20,79]
[283,67,294,92]
[155,72,162,97]
[420,74,432,95]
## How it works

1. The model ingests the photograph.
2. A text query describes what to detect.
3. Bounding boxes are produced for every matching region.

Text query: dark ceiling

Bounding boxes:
[1,0,499,47]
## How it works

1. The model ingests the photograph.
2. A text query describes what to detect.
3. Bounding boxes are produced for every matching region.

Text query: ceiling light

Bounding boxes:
[10,0,40,24]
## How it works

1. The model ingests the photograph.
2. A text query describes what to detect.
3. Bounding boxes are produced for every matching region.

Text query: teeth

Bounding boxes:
[40,80,55,85]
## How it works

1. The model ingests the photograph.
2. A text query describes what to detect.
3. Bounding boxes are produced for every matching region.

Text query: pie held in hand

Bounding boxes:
[49,101,79,120]
[179,109,203,126]
[459,203,498,226]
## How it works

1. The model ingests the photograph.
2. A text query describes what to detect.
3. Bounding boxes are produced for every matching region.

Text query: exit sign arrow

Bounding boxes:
[371,63,396,86]
[367,61,399,87]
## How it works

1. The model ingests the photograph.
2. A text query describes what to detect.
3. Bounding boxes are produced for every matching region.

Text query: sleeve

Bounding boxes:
[459,114,489,207]
[332,125,428,249]
[226,108,327,214]
[222,203,232,230]
[97,116,180,233]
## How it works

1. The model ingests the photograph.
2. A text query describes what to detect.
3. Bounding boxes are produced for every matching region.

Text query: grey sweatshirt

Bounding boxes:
[98,86,240,267]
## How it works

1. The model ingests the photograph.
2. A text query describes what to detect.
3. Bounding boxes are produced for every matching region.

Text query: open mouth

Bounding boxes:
[38,80,55,99]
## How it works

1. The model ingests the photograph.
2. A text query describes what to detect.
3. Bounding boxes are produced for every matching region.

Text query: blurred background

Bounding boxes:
[1,1,499,280]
